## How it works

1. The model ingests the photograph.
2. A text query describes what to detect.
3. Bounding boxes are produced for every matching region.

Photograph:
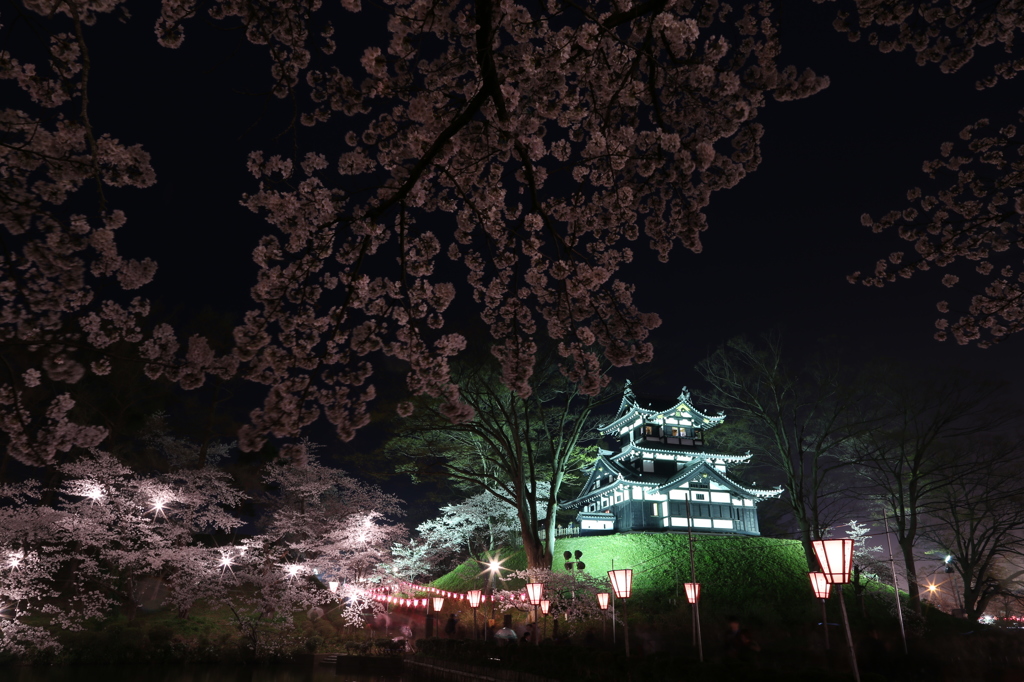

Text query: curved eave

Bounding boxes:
[611,443,751,463]
[600,403,726,434]
[664,460,783,500]
[562,478,658,508]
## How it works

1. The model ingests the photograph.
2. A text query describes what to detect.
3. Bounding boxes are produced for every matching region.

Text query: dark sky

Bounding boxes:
[71,2,1024,501]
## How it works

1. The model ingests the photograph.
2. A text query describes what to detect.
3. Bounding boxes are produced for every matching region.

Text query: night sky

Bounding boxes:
[69,3,1024,500]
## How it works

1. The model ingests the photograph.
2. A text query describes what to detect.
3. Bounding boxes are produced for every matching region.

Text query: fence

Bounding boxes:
[508,525,580,546]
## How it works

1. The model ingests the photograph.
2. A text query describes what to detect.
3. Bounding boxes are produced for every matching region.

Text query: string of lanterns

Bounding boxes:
[355,581,533,610]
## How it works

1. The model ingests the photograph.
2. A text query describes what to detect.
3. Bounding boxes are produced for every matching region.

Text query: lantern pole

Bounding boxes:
[821,598,830,650]
[813,539,860,682]
[809,572,830,651]
[608,569,632,657]
[597,593,610,642]
[685,495,703,662]
[883,514,908,655]
[467,590,482,640]
[610,559,616,645]
[837,584,859,682]
[526,583,544,646]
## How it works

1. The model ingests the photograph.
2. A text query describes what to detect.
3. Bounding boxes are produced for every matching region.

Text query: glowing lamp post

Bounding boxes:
[540,599,551,641]
[808,572,831,650]
[596,591,611,642]
[467,589,483,640]
[526,583,544,646]
[427,595,445,638]
[684,582,703,661]
[608,569,633,656]
[328,581,340,594]
[812,539,859,682]
[684,582,700,604]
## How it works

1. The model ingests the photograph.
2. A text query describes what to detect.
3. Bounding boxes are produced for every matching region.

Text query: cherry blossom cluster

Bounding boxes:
[851,112,1024,347]
[0,4,162,466]
[5,0,830,455]
[814,0,1024,89]
[149,0,827,447]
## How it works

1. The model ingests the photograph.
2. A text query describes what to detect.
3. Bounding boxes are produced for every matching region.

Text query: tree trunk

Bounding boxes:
[544,503,559,565]
[899,539,922,614]
[798,516,816,570]
[520,524,552,569]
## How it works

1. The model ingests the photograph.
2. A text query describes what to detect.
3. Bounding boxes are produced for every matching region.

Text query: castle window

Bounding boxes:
[651,503,660,516]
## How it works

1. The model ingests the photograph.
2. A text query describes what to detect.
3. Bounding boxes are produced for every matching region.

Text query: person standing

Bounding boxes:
[445,613,457,638]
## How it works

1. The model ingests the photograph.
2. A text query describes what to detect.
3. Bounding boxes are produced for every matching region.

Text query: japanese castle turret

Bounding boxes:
[564,381,782,536]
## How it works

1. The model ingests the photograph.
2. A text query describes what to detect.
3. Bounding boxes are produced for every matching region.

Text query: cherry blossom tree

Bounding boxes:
[212,538,325,659]
[417,489,525,560]
[496,568,610,634]
[0,449,246,654]
[56,450,247,620]
[2,0,828,461]
[260,442,406,583]
[821,1,1024,347]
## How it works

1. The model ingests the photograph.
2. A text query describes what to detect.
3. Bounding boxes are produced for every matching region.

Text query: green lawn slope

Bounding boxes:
[433,533,908,632]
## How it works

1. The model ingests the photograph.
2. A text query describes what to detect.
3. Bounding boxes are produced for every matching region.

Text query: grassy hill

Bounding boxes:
[433,533,921,633]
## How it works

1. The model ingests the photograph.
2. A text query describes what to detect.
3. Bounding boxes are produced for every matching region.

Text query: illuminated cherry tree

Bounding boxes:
[0,450,245,653]
[1,0,827,460]
[261,443,406,582]
[0,446,409,655]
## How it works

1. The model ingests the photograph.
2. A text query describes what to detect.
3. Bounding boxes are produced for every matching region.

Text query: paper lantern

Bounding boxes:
[608,569,633,599]
[811,539,853,584]
[808,572,831,600]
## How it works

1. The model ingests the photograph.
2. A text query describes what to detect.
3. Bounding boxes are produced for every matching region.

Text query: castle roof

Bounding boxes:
[601,380,725,433]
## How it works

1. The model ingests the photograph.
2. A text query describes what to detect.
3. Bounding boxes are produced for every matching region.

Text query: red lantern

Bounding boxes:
[596,592,610,610]
[432,597,444,611]
[811,539,853,584]
[540,599,551,615]
[467,589,483,608]
[608,569,633,599]
[684,582,700,604]
[809,572,831,600]
[526,582,544,606]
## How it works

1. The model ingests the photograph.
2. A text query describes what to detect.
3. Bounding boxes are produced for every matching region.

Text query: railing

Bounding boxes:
[508,525,580,546]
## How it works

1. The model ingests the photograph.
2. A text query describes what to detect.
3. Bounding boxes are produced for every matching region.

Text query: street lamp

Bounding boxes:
[539,599,551,641]
[684,582,703,661]
[427,596,445,638]
[608,569,633,657]
[809,572,831,650]
[684,582,700,604]
[467,589,483,640]
[526,583,544,646]
[328,581,340,594]
[812,539,859,682]
[597,592,611,642]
